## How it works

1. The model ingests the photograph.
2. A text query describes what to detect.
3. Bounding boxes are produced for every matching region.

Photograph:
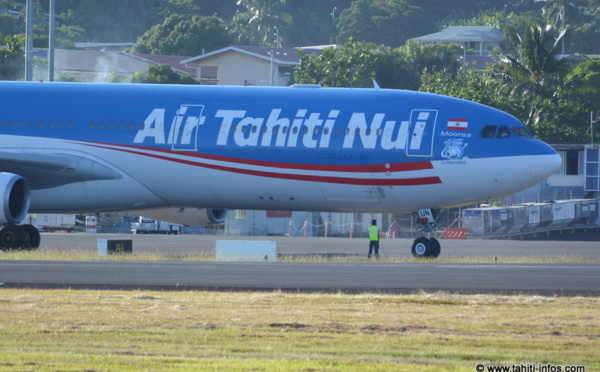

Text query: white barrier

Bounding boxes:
[216,240,276,262]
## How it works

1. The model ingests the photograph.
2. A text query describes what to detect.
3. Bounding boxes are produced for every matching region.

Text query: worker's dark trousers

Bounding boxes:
[368,241,379,257]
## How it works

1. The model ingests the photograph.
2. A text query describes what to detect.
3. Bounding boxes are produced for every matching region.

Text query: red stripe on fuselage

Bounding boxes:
[74,142,442,186]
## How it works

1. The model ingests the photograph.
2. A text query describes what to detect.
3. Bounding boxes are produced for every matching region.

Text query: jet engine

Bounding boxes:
[0,172,31,224]
[131,207,229,226]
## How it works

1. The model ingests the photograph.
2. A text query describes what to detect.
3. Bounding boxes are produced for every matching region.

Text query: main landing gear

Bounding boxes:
[410,209,441,259]
[0,224,41,251]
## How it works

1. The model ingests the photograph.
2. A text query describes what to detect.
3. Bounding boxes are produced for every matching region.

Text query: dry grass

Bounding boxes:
[0,248,597,264]
[0,289,598,371]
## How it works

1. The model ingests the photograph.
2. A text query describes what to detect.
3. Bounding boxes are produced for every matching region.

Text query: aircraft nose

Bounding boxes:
[529,152,562,180]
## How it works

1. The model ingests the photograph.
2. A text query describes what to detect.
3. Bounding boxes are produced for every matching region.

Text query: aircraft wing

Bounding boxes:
[0,151,121,190]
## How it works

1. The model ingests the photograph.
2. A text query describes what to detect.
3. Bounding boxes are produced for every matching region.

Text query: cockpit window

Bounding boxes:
[511,126,533,138]
[480,125,497,138]
[496,125,512,139]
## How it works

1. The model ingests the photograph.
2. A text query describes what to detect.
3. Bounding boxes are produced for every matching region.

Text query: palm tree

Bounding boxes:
[536,0,584,27]
[494,23,572,125]
[497,23,570,99]
[236,0,290,45]
[535,0,585,54]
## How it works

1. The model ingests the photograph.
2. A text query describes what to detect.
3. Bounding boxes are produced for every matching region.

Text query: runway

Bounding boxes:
[1,233,599,295]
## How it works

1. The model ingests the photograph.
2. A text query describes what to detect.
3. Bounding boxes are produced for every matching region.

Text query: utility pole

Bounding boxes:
[48,0,55,81]
[25,0,33,81]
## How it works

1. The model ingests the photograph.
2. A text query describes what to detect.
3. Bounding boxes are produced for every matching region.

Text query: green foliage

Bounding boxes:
[495,24,570,101]
[0,35,22,80]
[131,15,232,56]
[0,13,20,38]
[153,0,201,21]
[228,12,266,46]
[128,64,199,85]
[397,41,463,89]
[419,21,598,143]
[334,0,429,47]
[294,40,462,90]
[420,68,519,114]
[294,41,377,88]
[569,57,600,91]
[234,0,292,46]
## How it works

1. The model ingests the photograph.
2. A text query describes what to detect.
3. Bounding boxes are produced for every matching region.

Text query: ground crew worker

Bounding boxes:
[368,219,379,259]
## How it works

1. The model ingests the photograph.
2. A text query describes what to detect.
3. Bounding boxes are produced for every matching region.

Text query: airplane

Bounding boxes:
[0,81,561,258]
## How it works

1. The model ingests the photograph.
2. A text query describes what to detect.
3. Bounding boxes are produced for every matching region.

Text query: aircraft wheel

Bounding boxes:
[411,237,436,258]
[430,238,441,258]
[20,224,41,250]
[0,225,24,251]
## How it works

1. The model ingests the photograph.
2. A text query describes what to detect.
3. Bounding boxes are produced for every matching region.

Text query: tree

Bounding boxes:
[569,57,600,92]
[535,0,584,28]
[420,68,524,118]
[153,0,201,21]
[495,24,570,102]
[492,23,573,132]
[228,12,266,46]
[129,64,199,84]
[294,41,377,88]
[397,41,462,90]
[334,0,428,47]
[536,0,585,54]
[131,15,232,56]
[294,40,462,90]
[0,35,23,80]
[0,13,20,38]
[233,0,292,46]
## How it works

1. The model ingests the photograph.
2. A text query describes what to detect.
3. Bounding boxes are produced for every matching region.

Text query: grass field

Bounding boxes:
[0,248,597,264]
[0,289,598,371]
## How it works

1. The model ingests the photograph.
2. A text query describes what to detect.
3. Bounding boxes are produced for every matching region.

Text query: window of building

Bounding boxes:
[585,148,600,191]
[278,66,293,76]
[200,66,218,80]
[566,150,580,175]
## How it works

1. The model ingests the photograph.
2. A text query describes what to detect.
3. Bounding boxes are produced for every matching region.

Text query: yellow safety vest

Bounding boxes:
[368,225,379,241]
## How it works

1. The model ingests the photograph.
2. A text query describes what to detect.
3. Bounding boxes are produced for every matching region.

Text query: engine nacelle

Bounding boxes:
[0,172,31,224]
[130,207,229,226]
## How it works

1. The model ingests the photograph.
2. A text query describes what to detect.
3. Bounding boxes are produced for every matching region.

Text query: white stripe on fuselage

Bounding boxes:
[1,135,548,213]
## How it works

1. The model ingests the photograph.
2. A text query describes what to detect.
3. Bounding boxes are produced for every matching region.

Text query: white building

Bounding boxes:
[181,46,320,86]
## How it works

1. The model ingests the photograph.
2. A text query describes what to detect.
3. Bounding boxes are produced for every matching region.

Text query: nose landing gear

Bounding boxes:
[411,209,441,258]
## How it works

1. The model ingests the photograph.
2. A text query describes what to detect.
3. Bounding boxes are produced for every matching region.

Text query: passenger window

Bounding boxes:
[496,125,511,139]
[480,125,497,138]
